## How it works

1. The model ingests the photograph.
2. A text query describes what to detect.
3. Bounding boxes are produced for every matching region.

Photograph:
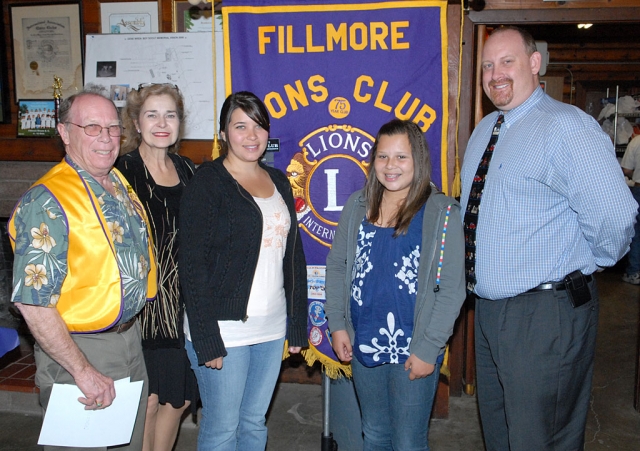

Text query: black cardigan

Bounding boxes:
[179,156,308,364]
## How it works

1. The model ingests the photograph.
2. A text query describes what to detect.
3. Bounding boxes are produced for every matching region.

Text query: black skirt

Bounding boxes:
[143,346,199,409]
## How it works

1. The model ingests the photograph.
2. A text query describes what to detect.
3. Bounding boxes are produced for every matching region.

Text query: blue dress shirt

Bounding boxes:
[461,88,637,300]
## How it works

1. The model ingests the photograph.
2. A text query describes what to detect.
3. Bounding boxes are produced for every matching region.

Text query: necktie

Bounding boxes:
[464,114,504,294]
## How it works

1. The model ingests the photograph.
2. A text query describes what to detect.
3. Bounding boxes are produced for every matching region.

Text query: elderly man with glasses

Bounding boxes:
[8,85,157,451]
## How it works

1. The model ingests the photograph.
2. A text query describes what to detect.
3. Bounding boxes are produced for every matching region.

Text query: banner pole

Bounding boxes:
[321,372,338,451]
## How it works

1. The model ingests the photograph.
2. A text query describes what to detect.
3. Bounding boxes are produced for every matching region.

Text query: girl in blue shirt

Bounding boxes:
[325,119,466,451]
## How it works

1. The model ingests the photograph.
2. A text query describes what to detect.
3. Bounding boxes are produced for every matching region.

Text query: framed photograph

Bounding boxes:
[10,2,83,101]
[100,2,159,34]
[17,99,57,137]
[540,80,547,93]
[173,1,221,33]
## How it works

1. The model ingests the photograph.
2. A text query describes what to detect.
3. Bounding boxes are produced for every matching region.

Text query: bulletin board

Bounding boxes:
[84,31,224,140]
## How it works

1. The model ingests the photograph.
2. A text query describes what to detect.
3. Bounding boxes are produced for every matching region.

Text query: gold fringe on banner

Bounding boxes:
[302,345,352,379]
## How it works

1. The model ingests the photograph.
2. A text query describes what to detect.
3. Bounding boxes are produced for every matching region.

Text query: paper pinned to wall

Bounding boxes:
[84,32,224,140]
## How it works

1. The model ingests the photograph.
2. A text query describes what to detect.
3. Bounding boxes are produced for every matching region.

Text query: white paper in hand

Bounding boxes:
[38,377,143,447]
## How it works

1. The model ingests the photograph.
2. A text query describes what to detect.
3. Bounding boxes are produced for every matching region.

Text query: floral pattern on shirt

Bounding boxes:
[262,195,290,249]
[11,160,151,322]
[358,312,411,364]
[351,224,376,307]
[10,193,67,306]
[394,246,420,294]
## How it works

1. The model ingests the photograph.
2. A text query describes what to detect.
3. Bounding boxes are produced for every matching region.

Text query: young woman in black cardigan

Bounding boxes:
[179,91,308,451]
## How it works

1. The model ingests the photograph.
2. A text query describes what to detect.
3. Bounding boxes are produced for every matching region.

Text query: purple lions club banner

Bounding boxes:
[223,0,448,377]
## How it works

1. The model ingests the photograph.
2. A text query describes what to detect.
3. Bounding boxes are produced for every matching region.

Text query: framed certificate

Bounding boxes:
[10,2,83,101]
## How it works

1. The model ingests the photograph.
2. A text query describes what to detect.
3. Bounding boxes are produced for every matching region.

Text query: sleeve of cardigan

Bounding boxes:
[288,226,309,348]
[179,165,227,364]
[411,200,466,365]
[324,192,359,336]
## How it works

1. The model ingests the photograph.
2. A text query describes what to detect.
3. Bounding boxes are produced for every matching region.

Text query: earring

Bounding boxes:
[137,129,141,133]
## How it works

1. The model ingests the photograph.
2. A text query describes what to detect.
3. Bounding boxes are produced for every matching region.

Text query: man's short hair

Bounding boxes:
[57,84,116,124]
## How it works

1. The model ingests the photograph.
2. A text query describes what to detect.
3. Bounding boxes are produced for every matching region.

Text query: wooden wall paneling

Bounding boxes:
[468,6,640,24]
[481,0,639,10]
[161,0,173,32]
[445,4,460,196]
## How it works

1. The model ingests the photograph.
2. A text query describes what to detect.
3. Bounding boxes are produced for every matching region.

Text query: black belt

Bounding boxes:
[102,317,137,334]
[526,274,593,293]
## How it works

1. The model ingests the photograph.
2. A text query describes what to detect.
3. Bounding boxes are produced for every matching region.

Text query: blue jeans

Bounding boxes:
[351,358,440,451]
[330,376,364,451]
[185,337,285,451]
[627,186,640,274]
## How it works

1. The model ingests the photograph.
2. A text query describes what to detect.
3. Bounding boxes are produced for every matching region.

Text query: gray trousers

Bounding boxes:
[34,321,148,451]
[475,279,598,451]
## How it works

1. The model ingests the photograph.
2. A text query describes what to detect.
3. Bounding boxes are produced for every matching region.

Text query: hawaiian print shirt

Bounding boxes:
[11,158,151,323]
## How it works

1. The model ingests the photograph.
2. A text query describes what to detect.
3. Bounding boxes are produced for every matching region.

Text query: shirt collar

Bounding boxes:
[64,155,118,197]
[500,86,544,127]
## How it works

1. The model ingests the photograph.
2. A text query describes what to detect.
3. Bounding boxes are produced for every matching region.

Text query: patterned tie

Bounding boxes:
[464,114,504,294]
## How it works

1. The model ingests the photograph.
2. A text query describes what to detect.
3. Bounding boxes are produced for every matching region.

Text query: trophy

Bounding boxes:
[53,76,63,128]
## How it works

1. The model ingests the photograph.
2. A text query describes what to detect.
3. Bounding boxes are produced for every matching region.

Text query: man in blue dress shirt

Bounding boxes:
[460,26,637,451]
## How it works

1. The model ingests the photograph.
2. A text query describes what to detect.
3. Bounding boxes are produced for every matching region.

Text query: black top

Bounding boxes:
[179,156,308,364]
[116,149,196,348]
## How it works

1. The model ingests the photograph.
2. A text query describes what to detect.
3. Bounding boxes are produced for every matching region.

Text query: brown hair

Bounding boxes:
[490,25,538,56]
[365,119,432,237]
[120,84,185,155]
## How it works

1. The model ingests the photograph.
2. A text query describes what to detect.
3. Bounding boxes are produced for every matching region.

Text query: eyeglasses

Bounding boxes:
[137,83,180,92]
[67,122,123,137]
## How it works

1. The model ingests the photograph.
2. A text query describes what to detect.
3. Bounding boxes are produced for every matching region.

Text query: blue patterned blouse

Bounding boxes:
[350,204,425,367]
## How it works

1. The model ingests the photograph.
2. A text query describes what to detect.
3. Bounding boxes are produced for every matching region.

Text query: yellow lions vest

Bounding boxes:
[8,159,157,332]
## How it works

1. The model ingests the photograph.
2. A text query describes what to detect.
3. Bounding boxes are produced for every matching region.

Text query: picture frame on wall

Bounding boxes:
[172,0,220,33]
[17,99,57,138]
[100,2,159,34]
[10,2,83,101]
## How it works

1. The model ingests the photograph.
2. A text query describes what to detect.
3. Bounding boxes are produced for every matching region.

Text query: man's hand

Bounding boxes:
[15,303,116,409]
[404,354,435,381]
[330,330,353,363]
[75,366,116,410]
